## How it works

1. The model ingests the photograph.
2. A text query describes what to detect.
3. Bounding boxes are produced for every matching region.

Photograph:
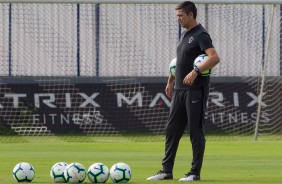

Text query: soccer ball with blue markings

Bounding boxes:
[63,162,86,183]
[193,54,212,76]
[50,162,68,183]
[12,162,35,182]
[110,162,131,183]
[87,163,110,183]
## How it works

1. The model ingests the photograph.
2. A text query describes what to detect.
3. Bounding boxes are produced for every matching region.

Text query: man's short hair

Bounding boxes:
[175,1,197,19]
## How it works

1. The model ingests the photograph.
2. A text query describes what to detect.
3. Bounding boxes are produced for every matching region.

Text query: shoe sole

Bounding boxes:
[146,175,173,180]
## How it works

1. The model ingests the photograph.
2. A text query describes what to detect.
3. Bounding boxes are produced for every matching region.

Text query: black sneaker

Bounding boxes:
[146,170,173,180]
[179,173,200,182]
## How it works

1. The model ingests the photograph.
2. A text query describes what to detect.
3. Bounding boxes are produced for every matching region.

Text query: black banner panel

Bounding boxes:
[0,77,280,135]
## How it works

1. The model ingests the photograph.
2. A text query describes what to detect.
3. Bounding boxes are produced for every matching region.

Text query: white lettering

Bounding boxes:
[117,92,142,107]
[0,91,269,108]
[34,93,56,108]
[228,113,238,123]
[79,93,100,107]
[206,112,270,124]
[247,92,266,107]
[33,114,40,124]
[149,93,171,107]
[72,113,81,125]
[61,114,70,124]
[233,92,239,107]
[49,114,57,124]
[209,92,224,107]
[241,112,248,123]
[5,93,27,108]
[65,93,71,108]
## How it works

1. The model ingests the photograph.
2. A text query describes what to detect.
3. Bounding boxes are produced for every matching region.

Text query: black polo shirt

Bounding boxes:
[175,24,214,93]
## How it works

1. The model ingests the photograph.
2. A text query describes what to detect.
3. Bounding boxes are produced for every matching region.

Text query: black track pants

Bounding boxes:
[162,89,207,176]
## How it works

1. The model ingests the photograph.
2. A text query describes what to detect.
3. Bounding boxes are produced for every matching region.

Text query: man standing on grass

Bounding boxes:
[147,1,220,182]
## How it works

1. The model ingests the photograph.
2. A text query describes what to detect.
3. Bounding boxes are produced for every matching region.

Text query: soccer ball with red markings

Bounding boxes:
[63,162,86,183]
[50,162,68,183]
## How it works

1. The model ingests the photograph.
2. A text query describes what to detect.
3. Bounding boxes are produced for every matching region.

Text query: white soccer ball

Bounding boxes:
[12,162,35,182]
[50,162,68,183]
[110,162,131,183]
[169,58,177,76]
[63,162,86,183]
[87,163,110,183]
[193,54,212,76]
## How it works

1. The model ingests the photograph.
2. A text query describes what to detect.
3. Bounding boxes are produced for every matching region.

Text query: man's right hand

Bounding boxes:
[165,75,175,98]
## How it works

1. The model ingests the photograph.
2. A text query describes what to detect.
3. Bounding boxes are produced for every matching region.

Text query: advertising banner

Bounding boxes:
[0,77,280,134]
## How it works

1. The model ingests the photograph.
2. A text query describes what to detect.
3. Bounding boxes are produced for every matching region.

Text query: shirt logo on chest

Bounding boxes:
[188,36,194,43]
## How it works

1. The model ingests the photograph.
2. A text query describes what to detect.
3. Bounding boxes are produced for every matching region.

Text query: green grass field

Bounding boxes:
[1,135,282,184]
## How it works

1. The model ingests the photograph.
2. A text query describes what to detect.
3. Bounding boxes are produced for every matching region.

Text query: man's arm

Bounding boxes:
[183,48,220,86]
[197,48,220,73]
[165,75,175,98]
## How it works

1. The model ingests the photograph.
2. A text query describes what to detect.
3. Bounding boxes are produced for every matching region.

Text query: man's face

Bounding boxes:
[176,9,192,29]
